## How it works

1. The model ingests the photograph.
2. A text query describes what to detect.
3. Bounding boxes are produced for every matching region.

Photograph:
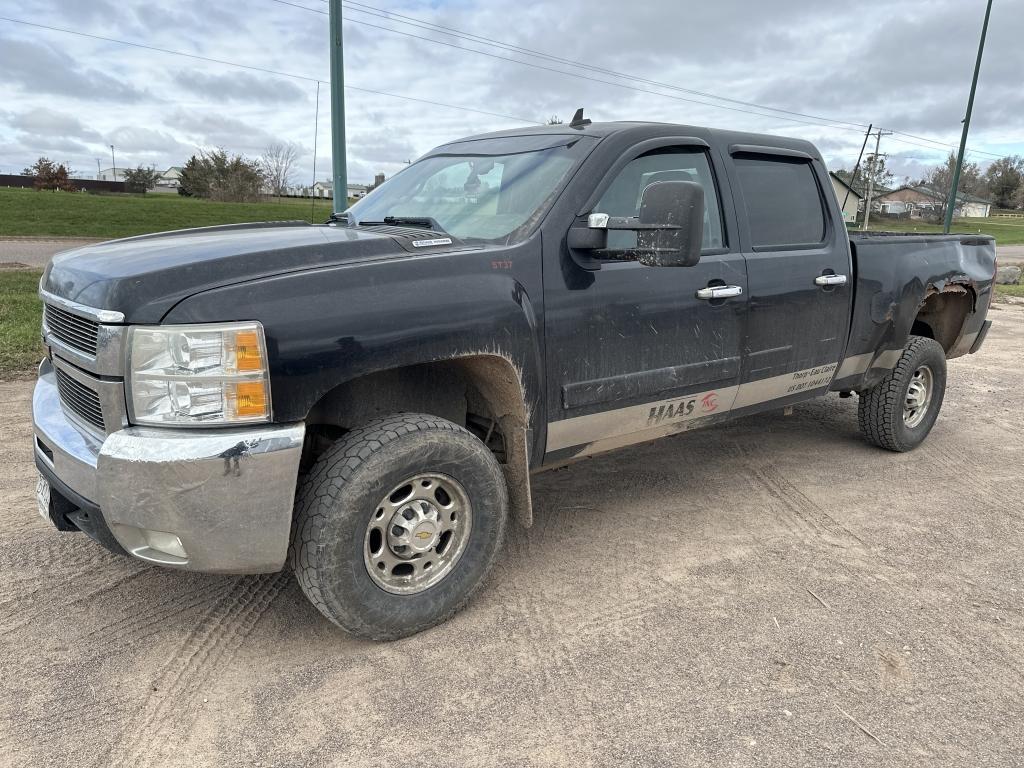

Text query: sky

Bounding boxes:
[1,0,1022,187]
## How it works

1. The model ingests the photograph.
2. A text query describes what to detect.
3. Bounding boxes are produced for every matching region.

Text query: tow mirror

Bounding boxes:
[566,180,705,267]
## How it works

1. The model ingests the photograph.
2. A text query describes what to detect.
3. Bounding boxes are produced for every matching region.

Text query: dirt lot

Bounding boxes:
[1,304,1022,768]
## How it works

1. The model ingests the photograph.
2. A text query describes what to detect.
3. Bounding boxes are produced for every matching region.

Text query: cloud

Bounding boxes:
[0,35,147,103]
[2,0,1022,185]
[173,71,307,104]
[9,108,103,142]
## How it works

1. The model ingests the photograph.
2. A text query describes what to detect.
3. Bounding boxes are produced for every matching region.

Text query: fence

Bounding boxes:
[0,174,127,194]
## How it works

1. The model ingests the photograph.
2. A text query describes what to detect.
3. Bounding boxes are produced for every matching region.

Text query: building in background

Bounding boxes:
[97,167,128,181]
[829,172,863,224]
[157,166,183,188]
[873,185,992,219]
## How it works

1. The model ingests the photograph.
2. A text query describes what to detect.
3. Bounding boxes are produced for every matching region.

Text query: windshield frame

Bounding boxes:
[344,134,600,245]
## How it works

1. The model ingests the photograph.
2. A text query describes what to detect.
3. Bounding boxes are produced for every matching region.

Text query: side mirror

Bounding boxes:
[634,180,704,267]
[566,180,705,267]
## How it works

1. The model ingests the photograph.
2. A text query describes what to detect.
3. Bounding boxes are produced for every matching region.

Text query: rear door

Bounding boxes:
[726,147,853,412]
[542,141,748,462]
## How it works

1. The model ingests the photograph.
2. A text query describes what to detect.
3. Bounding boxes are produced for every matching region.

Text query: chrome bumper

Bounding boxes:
[33,359,305,574]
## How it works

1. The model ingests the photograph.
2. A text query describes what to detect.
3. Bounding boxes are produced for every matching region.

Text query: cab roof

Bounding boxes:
[436,120,822,161]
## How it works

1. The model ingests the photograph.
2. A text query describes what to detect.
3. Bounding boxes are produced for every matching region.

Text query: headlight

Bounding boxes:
[128,322,271,426]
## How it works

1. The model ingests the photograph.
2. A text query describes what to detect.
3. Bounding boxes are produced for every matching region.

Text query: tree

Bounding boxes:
[22,156,76,192]
[835,153,893,197]
[983,155,1024,210]
[260,141,299,197]
[178,149,265,202]
[926,152,984,198]
[546,115,564,125]
[122,165,161,193]
[1014,182,1024,211]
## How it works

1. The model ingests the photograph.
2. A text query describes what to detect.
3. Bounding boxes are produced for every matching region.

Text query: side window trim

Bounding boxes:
[581,140,729,255]
[576,137,710,215]
[732,152,832,252]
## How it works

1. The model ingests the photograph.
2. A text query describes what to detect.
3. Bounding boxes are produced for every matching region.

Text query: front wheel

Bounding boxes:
[290,414,508,640]
[857,336,947,452]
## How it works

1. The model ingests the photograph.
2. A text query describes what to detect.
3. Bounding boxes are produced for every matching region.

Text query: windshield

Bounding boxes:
[345,135,597,244]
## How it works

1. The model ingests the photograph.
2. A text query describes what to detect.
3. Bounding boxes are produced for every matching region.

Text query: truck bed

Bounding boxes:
[832,231,996,392]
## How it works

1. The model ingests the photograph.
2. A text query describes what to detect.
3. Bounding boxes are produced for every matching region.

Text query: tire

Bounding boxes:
[290,413,508,640]
[857,335,947,452]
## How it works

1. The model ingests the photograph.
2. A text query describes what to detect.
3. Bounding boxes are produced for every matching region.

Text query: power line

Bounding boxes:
[3,10,1008,161]
[270,0,870,134]
[277,0,1006,159]
[335,0,872,131]
[0,15,541,124]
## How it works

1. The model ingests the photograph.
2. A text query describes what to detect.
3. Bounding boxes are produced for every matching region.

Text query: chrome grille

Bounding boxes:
[54,366,105,432]
[44,304,100,356]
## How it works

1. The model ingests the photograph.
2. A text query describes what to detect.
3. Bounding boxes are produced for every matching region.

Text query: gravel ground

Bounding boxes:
[0,304,1022,767]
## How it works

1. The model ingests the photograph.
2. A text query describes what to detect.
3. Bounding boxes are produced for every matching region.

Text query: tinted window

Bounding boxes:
[593,147,725,251]
[734,155,826,248]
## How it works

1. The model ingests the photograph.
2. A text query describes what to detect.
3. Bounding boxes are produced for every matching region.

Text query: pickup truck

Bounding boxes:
[33,117,996,639]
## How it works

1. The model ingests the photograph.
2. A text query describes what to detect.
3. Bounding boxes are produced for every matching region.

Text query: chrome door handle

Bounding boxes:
[815,274,848,286]
[696,285,743,300]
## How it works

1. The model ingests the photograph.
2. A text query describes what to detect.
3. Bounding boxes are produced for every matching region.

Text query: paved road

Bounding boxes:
[1,304,1022,766]
[0,238,103,269]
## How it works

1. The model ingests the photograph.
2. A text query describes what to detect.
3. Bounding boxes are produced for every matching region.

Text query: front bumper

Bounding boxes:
[33,359,305,574]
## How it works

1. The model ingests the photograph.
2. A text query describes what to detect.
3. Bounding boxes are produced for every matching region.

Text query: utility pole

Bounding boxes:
[861,130,891,231]
[109,145,117,181]
[944,0,993,233]
[842,123,873,215]
[328,0,347,216]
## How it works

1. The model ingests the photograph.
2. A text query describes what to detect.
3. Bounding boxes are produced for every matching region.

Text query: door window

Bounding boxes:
[733,155,827,248]
[593,147,725,252]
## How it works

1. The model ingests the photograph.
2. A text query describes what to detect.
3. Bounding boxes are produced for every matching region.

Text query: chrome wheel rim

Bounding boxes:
[363,473,473,595]
[903,365,934,428]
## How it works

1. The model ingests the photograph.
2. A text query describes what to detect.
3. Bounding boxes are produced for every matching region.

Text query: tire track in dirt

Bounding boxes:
[730,441,868,554]
[103,571,288,768]
[733,437,1024,696]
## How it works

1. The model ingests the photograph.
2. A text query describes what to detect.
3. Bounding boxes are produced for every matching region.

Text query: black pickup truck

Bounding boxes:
[33,118,996,639]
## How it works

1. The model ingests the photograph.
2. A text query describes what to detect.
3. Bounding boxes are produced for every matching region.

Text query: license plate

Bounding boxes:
[35,474,51,521]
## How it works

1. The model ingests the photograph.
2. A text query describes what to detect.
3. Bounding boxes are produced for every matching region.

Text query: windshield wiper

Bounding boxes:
[356,216,446,233]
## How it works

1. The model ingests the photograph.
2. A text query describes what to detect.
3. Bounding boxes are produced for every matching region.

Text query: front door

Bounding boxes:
[542,143,747,463]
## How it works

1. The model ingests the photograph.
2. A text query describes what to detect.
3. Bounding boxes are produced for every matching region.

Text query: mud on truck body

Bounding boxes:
[33,119,996,639]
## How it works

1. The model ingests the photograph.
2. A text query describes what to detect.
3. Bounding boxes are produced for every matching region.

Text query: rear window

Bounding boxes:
[734,155,826,248]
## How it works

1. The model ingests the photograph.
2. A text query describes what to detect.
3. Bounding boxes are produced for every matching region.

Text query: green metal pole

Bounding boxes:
[329,0,347,216]
[944,0,993,233]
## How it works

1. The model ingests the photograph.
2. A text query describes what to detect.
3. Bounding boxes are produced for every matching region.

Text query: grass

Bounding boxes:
[0,187,337,239]
[859,216,1024,245]
[0,269,43,378]
[995,283,1024,297]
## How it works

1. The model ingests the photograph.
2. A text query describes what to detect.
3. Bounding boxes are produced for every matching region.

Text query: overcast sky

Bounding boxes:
[1,0,1022,186]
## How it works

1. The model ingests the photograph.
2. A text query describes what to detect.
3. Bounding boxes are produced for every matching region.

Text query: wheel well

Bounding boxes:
[912,286,973,355]
[304,355,534,527]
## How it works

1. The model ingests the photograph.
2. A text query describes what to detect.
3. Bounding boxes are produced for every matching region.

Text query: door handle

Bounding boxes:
[815,274,848,287]
[696,285,743,300]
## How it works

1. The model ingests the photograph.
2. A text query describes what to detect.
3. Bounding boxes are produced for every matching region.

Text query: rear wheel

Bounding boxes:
[291,413,508,640]
[857,336,947,452]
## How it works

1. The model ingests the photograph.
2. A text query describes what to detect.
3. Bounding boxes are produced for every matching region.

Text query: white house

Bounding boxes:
[97,167,128,181]
[157,166,184,187]
[829,172,863,223]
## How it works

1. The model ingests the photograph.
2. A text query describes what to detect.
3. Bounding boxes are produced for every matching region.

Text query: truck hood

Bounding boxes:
[41,222,455,324]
